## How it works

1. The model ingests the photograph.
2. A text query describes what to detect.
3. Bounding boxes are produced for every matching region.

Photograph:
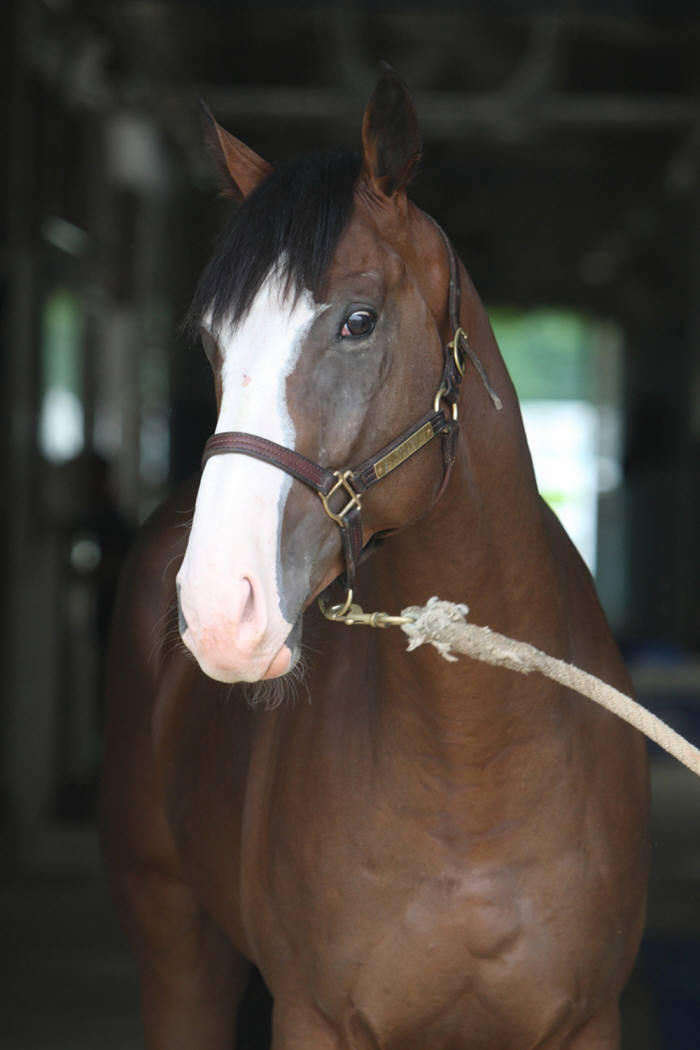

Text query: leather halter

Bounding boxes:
[201,223,485,610]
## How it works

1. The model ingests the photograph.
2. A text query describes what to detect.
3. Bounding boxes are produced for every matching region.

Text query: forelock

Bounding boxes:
[187,148,362,338]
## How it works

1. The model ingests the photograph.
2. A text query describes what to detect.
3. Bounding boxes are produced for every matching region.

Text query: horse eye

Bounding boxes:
[340,309,376,340]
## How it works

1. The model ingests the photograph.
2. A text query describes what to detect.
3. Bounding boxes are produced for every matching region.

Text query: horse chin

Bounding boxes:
[241,623,306,710]
[260,615,304,680]
[262,645,294,680]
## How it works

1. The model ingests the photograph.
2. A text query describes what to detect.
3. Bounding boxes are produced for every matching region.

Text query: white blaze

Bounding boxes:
[177,273,318,682]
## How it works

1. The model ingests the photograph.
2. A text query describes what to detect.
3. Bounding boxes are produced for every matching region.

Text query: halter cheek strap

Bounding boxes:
[200,223,500,607]
[202,404,455,594]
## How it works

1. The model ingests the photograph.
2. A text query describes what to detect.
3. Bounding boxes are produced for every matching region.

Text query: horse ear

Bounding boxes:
[361,65,422,200]
[199,100,273,200]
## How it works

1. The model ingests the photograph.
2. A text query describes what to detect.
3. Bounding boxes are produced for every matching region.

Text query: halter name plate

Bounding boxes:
[373,421,437,480]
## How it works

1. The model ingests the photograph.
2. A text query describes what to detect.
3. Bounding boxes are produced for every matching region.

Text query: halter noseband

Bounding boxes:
[201,223,498,617]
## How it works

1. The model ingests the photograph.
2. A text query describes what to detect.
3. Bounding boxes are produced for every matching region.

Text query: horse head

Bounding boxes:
[176,69,475,683]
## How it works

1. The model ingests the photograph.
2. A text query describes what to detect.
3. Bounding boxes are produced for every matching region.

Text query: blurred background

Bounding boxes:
[2,1,700,1047]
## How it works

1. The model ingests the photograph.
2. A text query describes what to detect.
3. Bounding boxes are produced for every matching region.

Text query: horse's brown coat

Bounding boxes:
[101,70,649,1050]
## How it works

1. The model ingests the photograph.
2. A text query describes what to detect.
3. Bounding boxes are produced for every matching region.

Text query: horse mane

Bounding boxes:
[187,148,362,337]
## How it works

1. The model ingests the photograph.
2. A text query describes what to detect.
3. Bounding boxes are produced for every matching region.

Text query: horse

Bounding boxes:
[101,68,650,1050]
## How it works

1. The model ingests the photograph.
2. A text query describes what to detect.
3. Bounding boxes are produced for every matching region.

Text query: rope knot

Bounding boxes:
[397,597,700,778]
[402,596,470,662]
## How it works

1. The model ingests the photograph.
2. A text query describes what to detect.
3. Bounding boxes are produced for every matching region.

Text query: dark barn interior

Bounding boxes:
[2,2,700,1047]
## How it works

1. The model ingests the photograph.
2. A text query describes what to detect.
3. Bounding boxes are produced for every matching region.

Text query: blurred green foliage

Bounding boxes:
[490,307,594,401]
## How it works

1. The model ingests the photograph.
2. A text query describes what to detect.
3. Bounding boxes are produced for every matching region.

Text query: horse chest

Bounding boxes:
[236,721,536,1009]
[253,798,580,1048]
[157,678,638,1050]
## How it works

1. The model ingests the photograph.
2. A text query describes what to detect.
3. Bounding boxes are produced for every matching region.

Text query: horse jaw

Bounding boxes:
[176,276,319,683]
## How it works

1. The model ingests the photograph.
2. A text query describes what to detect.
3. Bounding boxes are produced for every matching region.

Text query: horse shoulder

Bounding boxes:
[539,497,650,904]
[112,477,198,680]
[101,477,200,882]
[538,499,628,686]
[101,477,254,1044]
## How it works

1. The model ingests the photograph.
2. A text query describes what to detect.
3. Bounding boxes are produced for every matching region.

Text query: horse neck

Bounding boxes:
[362,300,577,769]
[384,280,565,625]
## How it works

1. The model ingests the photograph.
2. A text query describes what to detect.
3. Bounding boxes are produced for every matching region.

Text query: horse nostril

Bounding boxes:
[176,582,189,637]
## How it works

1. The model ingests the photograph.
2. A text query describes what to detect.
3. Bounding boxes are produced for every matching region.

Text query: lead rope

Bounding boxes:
[323,596,700,778]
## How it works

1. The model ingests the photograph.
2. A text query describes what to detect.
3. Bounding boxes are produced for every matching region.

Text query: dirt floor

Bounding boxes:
[1,830,140,1050]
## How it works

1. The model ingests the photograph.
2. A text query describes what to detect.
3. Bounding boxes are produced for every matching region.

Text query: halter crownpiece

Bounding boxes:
[200,221,501,622]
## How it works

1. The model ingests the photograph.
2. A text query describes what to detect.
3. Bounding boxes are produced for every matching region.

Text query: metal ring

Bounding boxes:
[319,588,354,620]
[449,326,468,377]
[433,385,458,421]
[433,384,448,413]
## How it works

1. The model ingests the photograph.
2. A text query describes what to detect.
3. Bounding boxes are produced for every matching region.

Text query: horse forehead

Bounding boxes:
[332,214,407,280]
[217,273,323,380]
[340,200,449,309]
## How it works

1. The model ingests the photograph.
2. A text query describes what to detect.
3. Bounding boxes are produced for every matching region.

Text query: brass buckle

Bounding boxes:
[317,470,361,526]
[433,327,469,422]
[448,326,468,376]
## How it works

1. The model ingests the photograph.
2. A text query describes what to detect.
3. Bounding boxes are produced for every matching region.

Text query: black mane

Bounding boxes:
[187,148,362,337]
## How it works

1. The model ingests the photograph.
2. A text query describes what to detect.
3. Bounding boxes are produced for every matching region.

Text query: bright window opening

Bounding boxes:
[490,308,624,575]
[39,287,85,463]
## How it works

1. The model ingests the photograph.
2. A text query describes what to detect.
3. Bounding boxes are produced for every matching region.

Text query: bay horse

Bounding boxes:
[101,68,649,1050]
